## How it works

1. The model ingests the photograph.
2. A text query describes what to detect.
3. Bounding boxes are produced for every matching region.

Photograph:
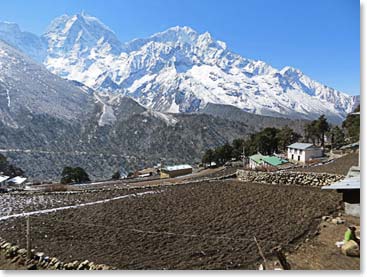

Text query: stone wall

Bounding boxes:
[0,237,115,270]
[236,170,344,187]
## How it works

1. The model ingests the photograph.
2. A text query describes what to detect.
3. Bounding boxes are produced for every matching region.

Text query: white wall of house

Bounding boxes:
[287,147,323,163]
[249,159,259,169]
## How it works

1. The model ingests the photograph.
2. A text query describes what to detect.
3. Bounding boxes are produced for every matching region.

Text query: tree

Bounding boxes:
[231,138,245,160]
[0,154,24,178]
[304,121,319,144]
[304,115,330,146]
[202,149,215,165]
[315,115,330,147]
[342,105,360,143]
[111,171,121,180]
[277,126,301,151]
[254,128,279,155]
[61,166,90,184]
[329,126,345,149]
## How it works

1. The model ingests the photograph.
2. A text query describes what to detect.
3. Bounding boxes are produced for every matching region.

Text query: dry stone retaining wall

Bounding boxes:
[236,170,344,187]
[0,237,115,270]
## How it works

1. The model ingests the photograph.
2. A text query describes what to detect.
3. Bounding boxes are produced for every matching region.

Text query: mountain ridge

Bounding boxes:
[0,12,359,124]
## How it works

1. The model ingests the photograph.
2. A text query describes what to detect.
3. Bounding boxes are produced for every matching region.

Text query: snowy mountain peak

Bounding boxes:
[0,21,21,33]
[280,66,304,77]
[43,12,122,55]
[0,22,46,62]
[0,13,359,123]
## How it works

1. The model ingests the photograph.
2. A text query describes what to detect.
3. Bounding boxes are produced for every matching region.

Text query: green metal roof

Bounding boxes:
[249,154,266,164]
[262,156,288,166]
[249,154,288,166]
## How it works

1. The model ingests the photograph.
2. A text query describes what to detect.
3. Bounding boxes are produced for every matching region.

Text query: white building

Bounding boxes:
[6,176,27,186]
[0,175,10,187]
[287,143,323,163]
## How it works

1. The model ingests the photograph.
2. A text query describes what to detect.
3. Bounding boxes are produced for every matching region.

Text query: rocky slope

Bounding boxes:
[1,40,307,181]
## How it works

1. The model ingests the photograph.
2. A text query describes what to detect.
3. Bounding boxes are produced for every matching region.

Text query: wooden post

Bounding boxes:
[26,216,31,259]
[272,247,291,270]
[254,236,267,269]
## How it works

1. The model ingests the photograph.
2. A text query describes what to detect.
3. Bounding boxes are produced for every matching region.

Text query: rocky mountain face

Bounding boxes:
[1,40,307,181]
[0,12,359,124]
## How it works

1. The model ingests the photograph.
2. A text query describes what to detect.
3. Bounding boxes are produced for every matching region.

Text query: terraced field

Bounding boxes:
[0,180,341,269]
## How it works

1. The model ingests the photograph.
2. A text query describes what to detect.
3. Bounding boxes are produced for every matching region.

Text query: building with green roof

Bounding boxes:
[249,153,289,169]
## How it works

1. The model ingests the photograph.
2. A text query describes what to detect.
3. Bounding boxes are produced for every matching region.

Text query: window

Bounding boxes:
[298,156,300,161]
[291,154,294,160]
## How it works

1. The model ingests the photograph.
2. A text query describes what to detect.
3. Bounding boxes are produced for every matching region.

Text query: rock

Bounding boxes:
[18,248,28,256]
[5,245,19,258]
[11,256,20,263]
[35,252,45,260]
[71,260,80,269]
[27,263,38,270]
[77,260,90,270]
[53,261,61,270]
[322,216,331,221]
[331,217,345,225]
[341,240,360,257]
[0,242,11,249]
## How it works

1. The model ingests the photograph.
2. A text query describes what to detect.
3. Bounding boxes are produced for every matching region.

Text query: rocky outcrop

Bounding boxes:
[0,237,115,270]
[236,170,344,187]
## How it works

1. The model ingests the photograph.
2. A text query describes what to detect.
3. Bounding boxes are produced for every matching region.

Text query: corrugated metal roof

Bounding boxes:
[262,156,288,166]
[249,154,265,164]
[340,142,359,150]
[164,164,192,171]
[0,175,10,183]
[287,143,314,150]
[7,176,27,185]
[322,176,360,190]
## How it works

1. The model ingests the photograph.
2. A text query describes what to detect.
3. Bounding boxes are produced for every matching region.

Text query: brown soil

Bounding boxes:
[286,215,360,270]
[294,152,359,176]
[0,180,341,270]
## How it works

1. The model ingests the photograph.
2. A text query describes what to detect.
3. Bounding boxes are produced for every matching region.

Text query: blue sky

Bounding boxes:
[0,0,360,95]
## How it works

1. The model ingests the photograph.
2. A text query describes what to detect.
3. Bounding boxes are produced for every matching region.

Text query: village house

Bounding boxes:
[249,154,288,169]
[6,176,28,186]
[135,168,158,178]
[287,143,323,163]
[322,166,360,217]
[160,164,193,178]
[0,175,10,187]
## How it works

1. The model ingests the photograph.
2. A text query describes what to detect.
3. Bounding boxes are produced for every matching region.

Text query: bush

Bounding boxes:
[111,171,121,180]
[61,166,90,184]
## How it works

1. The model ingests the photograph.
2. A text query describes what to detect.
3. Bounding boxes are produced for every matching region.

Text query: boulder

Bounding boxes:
[331,217,344,225]
[18,248,28,256]
[341,240,360,257]
[27,263,38,270]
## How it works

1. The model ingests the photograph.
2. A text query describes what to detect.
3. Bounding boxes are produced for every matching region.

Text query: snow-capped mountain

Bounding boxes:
[0,21,46,62]
[0,39,92,128]
[0,12,359,123]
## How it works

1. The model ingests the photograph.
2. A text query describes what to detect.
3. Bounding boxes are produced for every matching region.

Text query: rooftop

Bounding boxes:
[287,143,315,150]
[164,164,192,171]
[249,154,265,164]
[262,156,288,166]
[249,154,288,166]
[322,176,360,190]
[0,175,10,183]
[7,176,27,185]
